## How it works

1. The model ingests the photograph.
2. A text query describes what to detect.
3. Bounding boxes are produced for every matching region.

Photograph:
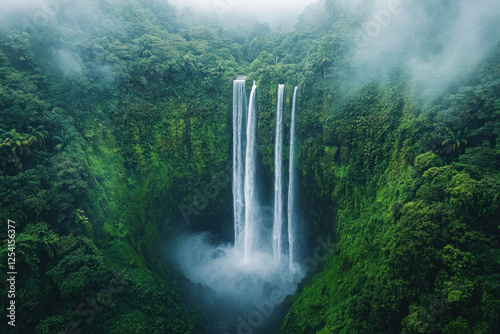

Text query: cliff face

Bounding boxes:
[282,76,500,333]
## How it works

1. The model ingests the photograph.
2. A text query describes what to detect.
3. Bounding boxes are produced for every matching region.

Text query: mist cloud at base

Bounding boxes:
[172,233,304,309]
[170,230,305,333]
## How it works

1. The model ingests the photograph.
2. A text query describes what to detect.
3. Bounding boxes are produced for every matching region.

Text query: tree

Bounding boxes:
[27,125,49,147]
[2,30,35,69]
[52,130,71,151]
[1,129,30,156]
[317,56,331,80]
[442,128,467,156]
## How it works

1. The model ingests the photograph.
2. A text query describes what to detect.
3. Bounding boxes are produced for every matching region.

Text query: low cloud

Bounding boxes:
[169,0,318,29]
[350,0,500,98]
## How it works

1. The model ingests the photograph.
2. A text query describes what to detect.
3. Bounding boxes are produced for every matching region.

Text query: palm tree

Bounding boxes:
[26,125,49,146]
[442,128,467,156]
[215,61,225,77]
[1,129,31,156]
[317,56,331,80]
[53,130,71,151]
[202,78,213,91]
[183,54,199,75]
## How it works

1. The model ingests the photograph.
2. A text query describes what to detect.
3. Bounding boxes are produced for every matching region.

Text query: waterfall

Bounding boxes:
[174,80,305,322]
[233,79,247,252]
[233,80,299,267]
[244,81,258,259]
[273,84,285,265]
[288,86,298,269]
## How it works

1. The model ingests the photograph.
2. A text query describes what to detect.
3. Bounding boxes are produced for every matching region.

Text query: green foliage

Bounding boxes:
[1,128,31,156]
[442,127,468,156]
[26,125,48,146]
[282,65,500,334]
[46,236,107,299]
[1,1,231,331]
[414,152,444,172]
[52,130,71,151]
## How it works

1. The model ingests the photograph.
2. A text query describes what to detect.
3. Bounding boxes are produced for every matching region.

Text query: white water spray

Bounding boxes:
[288,86,298,269]
[273,84,285,265]
[244,81,258,259]
[233,79,247,252]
